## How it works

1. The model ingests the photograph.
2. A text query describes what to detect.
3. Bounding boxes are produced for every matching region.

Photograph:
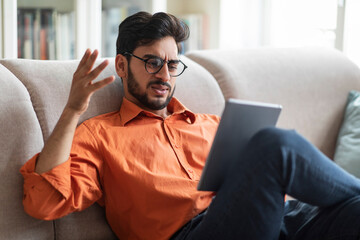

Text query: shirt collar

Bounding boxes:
[119,97,196,126]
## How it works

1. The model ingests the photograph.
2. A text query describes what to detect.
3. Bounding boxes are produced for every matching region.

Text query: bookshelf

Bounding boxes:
[0,0,216,59]
[14,0,100,60]
[17,7,73,60]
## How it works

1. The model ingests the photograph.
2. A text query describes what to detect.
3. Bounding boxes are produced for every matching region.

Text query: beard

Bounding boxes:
[127,68,175,110]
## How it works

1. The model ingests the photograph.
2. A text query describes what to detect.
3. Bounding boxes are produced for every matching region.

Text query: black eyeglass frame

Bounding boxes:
[122,52,188,77]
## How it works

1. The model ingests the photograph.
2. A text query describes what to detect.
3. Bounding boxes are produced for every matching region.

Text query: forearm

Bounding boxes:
[35,107,81,174]
[21,49,111,220]
[35,50,113,174]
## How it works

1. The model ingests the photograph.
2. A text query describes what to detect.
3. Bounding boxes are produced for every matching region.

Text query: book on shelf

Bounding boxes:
[18,8,36,59]
[17,8,75,60]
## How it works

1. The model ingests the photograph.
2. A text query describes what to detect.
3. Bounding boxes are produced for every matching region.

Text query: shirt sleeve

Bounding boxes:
[20,123,104,220]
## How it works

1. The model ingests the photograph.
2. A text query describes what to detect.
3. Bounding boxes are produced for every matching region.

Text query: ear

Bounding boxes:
[115,54,128,79]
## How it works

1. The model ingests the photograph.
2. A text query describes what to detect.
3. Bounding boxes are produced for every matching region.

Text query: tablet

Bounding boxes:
[197,98,282,191]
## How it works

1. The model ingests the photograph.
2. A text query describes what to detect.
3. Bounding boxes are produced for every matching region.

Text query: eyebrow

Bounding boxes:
[143,54,179,62]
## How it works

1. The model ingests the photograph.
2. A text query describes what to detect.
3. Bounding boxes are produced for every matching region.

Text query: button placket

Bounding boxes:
[163,120,194,179]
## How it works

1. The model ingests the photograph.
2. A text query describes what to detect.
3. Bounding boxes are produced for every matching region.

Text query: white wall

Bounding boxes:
[343,0,360,66]
[219,0,264,49]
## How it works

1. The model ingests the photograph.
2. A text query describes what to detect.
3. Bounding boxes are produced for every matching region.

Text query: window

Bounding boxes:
[267,0,338,48]
[220,0,340,50]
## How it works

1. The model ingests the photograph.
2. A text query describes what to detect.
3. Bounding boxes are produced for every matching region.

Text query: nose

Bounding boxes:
[154,63,171,82]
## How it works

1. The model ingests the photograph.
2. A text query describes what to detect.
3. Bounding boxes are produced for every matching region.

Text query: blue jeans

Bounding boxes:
[171,128,360,240]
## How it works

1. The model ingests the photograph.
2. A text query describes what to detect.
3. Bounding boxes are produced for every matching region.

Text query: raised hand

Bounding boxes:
[34,49,115,174]
[65,49,115,115]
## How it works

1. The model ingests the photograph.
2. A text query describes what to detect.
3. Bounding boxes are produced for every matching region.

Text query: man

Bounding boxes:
[21,12,360,240]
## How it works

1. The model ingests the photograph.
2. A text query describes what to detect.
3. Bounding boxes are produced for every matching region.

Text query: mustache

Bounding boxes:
[147,80,172,90]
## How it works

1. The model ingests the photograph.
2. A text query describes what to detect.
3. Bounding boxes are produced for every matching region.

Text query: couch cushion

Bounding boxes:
[334,90,360,177]
[0,64,53,239]
[175,56,225,116]
[0,58,123,140]
[187,47,360,158]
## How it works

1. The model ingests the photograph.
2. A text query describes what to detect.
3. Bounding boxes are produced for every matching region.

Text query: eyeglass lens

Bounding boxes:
[145,58,185,77]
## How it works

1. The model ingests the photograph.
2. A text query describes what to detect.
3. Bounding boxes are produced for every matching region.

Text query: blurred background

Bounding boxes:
[1,0,359,67]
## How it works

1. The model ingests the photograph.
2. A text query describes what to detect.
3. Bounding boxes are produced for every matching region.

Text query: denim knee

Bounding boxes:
[244,127,303,172]
[250,127,298,150]
[236,127,297,176]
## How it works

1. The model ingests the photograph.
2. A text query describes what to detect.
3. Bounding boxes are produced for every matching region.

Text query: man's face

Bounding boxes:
[123,36,178,111]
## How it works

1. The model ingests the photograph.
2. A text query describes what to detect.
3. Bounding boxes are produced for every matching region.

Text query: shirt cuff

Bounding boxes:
[20,153,72,200]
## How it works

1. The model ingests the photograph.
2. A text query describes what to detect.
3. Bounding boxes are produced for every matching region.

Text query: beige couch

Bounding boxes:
[1,47,360,239]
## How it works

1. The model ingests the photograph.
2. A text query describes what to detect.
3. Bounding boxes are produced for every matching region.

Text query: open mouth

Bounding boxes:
[150,84,170,95]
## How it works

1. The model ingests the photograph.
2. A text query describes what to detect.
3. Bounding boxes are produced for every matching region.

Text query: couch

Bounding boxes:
[1,47,360,239]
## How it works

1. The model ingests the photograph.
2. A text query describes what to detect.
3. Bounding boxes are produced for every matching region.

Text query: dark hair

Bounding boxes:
[116,12,189,56]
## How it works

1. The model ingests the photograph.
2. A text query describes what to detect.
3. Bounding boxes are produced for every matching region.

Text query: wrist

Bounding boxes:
[62,105,83,121]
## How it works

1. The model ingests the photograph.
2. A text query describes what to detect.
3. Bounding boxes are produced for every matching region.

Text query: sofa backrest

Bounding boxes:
[0,55,224,239]
[187,47,360,158]
[0,65,53,239]
[0,59,121,240]
[0,59,124,140]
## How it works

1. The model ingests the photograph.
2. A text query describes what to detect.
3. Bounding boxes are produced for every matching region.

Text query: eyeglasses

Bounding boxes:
[122,52,188,77]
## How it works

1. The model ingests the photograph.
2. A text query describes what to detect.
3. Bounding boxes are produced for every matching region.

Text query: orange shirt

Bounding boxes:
[20,97,220,240]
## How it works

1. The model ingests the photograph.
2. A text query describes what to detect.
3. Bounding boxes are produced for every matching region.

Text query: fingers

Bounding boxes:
[73,49,116,91]
[75,49,99,77]
[66,50,117,115]
[90,75,116,92]
[88,59,110,82]
[86,50,99,73]
[76,49,91,72]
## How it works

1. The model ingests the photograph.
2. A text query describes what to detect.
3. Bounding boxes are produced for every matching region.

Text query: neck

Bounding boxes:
[154,108,171,118]
[142,105,171,119]
[124,96,171,119]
